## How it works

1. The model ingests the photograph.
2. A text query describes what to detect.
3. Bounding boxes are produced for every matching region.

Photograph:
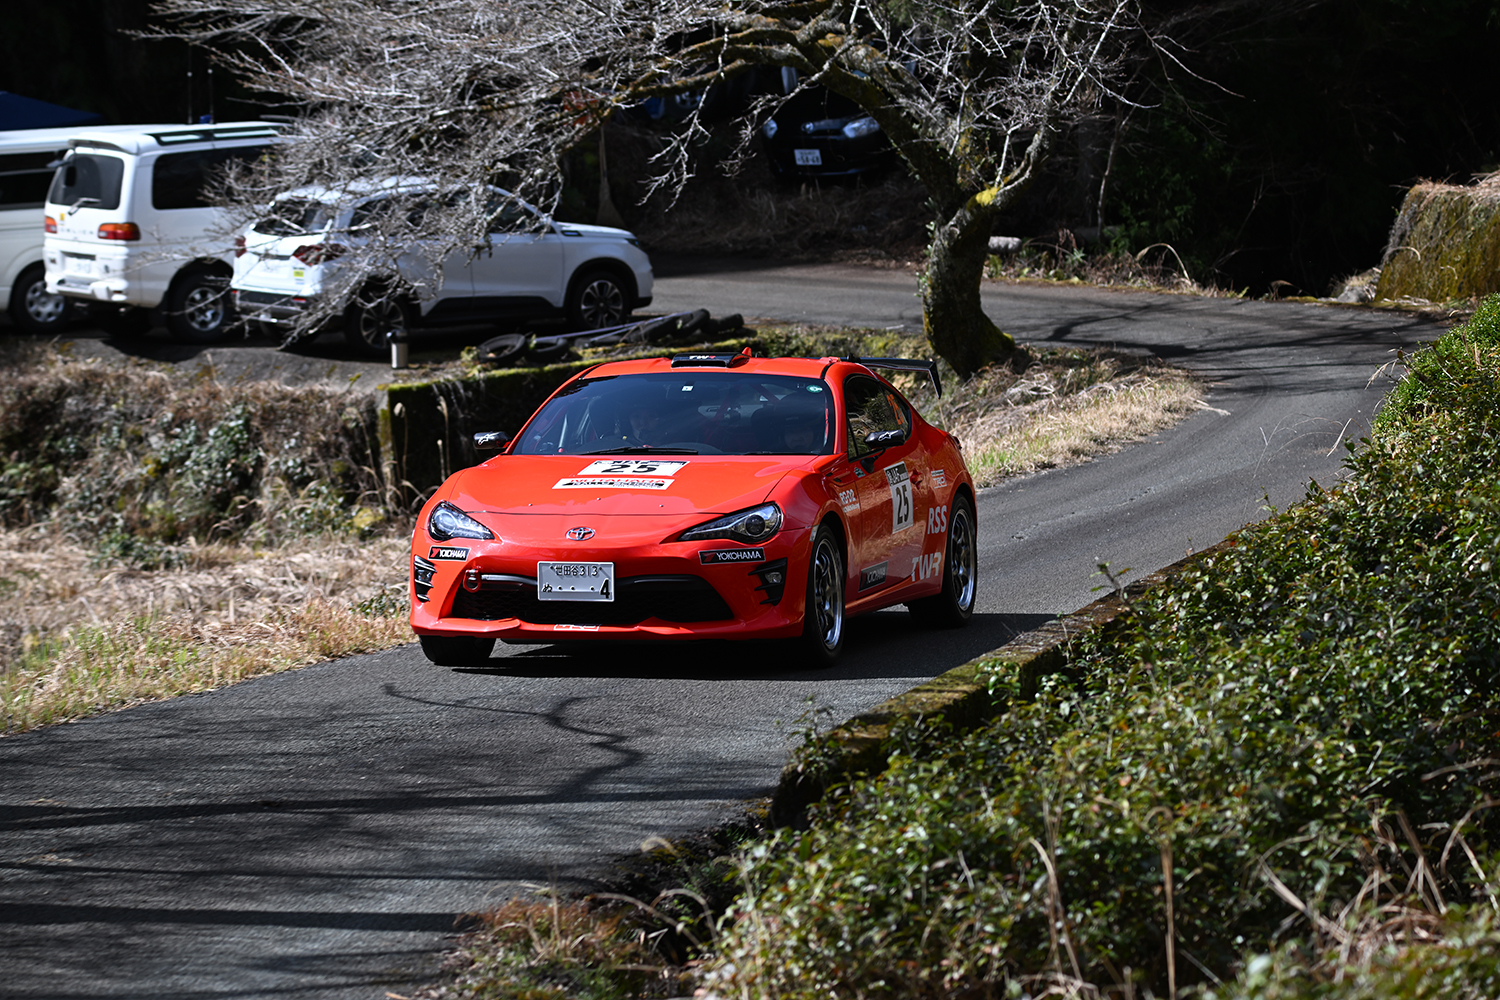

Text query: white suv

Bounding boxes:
[230,178,654,356]
[43,122,282,341]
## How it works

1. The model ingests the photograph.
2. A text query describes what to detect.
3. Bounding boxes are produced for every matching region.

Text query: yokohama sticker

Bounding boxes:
[554,477,674,490]
[858,561,888,591]
[553,624,601,631]
[428,546,470,560]
[700,547,766,565]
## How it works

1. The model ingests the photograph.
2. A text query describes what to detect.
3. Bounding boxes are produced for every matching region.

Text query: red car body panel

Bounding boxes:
[409,354,974,644]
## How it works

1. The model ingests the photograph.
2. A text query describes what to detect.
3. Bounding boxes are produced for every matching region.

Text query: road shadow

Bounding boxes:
[455,610,1054,681]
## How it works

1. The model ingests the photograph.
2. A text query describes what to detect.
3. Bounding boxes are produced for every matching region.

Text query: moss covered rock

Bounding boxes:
[1375,174,1500,303]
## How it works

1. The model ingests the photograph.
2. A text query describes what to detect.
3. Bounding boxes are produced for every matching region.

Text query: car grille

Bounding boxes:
[448,574,732,626]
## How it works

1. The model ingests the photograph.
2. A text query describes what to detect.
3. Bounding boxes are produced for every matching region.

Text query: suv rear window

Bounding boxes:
[0,150,66,209]
[256,198,337,236]
[151,145,270,210]
[47,153,126,211]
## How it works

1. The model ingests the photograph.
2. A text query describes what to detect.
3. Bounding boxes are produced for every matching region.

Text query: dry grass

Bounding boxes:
[0,530,412,734]
[906,348,1206,487]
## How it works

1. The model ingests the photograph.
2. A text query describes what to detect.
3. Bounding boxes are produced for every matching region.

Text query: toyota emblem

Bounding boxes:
[566,526,595,541]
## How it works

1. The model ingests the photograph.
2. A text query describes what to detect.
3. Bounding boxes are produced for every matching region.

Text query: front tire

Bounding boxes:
[419,634,495,667]
[566,268,631,331]
[908,495,977,628]
[167,269,234,343]
[345,289,411,358]
[797,525,846,666]
[9,265,72,334]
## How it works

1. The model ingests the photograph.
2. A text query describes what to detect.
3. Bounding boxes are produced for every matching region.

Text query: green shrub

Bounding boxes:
[703,314,1500,999]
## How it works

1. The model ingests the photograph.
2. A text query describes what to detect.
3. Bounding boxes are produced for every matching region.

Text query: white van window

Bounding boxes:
[0,151,65,208]
[152,145,271,211]
[48,153,126,211]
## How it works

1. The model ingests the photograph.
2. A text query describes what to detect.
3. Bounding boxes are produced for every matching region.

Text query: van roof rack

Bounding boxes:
[846,356,943,397]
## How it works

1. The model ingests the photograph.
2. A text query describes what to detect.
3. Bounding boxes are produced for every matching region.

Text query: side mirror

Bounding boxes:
[473,431,509,451]
[863,428,906,450]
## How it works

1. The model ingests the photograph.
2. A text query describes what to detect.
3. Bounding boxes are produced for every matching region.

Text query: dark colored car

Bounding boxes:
[760,69,893,179]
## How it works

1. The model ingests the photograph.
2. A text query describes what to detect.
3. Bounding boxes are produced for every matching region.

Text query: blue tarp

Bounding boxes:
[0,92,103,131]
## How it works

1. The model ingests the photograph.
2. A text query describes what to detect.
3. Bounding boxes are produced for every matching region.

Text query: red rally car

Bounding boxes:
[409,348,978,666]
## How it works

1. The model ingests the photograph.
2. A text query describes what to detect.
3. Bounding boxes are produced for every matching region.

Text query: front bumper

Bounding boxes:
[411,522,810,642]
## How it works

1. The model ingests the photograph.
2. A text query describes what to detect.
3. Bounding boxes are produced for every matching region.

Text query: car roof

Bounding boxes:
[581,354,835,380]
[0,123,149,152]
[578,352,927,387]
[65,122,284,155]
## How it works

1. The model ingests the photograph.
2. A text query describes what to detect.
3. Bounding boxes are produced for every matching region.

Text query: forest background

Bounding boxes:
[4,0,1500,300]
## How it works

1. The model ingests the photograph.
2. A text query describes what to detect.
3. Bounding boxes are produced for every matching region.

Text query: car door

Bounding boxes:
[467,192,564,309]
[836,374,929,602]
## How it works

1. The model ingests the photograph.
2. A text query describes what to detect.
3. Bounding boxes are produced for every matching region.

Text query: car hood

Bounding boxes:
[553,221,637,240]
[443,455,810,516]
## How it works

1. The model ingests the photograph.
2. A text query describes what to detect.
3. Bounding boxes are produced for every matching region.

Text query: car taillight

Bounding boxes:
[234,235,246,258]
[292,243,346,265]
[44,216,57,233]
[97,223,141,241]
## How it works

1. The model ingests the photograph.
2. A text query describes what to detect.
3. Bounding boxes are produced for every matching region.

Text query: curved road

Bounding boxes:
[0,268,1443,999]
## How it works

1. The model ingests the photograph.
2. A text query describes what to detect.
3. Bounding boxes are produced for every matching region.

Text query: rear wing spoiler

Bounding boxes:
[846,356,943,398]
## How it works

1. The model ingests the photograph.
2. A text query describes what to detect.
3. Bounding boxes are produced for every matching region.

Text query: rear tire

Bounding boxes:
[345,288,411,359]
[566,268,631,331]
[167,269,234,343]
[797,525,845,666]
[419,634,495,667]
[8,265,72,334]
[908,495,977,628]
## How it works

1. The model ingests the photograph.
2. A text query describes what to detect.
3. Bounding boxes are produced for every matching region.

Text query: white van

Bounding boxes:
[43,122,283,341]
[1,125,144,333]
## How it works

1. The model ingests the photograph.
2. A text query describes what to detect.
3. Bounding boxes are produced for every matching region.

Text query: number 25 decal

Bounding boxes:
[886,462,914,533]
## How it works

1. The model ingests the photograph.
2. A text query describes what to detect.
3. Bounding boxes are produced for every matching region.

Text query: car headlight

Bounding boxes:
[842,116,881,139]
[428,500,495,541]
[763,118,779,139]
[681,503,783,544]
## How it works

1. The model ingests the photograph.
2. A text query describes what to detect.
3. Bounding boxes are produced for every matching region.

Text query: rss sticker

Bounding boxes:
[885,462,914,533]
[926,504,948,535]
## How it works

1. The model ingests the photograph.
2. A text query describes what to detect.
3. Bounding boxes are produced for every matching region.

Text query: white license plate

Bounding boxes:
[794,149,823,166]
[537,561,615,601]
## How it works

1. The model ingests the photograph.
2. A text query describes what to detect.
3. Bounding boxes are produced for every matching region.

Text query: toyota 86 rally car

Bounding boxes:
[409,348,978,666]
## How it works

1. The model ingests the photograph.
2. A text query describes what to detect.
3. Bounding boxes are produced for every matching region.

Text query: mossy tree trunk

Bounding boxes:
[923,195,1014,379]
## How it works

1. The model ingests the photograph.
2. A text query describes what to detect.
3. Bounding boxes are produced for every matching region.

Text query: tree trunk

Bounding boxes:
[922,196,1015,379]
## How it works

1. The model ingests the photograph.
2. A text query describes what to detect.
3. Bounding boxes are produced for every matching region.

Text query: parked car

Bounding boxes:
[43,121,283,341]
[408,350,977,667]
[761,68,893,179]
[1,125,144,333]
[230,178,654,356]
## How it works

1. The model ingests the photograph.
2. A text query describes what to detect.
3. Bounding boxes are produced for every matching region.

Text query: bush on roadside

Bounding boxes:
[0,346,387,560]
[700,300,1500,999]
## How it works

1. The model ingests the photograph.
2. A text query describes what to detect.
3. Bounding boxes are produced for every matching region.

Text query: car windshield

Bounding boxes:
[513,372,835,456]
[256,198,337,236]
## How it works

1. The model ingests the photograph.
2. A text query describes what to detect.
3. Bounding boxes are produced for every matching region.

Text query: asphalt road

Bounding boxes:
[0,268,1445,999]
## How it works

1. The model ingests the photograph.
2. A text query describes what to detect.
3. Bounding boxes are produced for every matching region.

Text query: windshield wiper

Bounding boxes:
[581,446,699,455]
